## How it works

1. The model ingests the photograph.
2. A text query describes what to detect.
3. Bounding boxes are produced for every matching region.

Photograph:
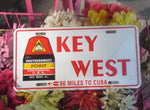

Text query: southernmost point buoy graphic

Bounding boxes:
[23,36,55,81]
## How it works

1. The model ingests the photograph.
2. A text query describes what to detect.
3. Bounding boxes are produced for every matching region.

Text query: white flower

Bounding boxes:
[42,9,81,27]
[101,87,135,110]
[119,95,136,110]
[101,87,124,110]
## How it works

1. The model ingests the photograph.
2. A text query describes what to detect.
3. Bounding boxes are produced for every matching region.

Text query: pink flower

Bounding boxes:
[90,1,103,13]
[81,8,89,17]
[8,96,25,109]
[0,45,13,71]
[0,69,25,109]
[7,86,16,99]
[107,3,125,16]
[0,99,13,110]
[0,36,13,71]
[0,69,13,95]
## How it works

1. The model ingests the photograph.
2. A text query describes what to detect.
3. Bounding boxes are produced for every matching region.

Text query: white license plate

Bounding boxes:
[14,26,141,91]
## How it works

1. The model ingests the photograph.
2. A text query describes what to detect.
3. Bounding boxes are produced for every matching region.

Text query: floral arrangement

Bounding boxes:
[82,1,140,29]
[0,1,150,110]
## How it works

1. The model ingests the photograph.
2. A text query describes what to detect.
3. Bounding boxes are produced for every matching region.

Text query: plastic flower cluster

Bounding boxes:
[0,23,25,72]
[82,1,140,29]
[136,23,150,109]
[60,90,104,110]
[16,91,64,110]
[0,23,26,110]
[101,87,136,110]
[42,9,81,27]
[0,69,26,110]
[0,31,12,72]
[58,88,136,110]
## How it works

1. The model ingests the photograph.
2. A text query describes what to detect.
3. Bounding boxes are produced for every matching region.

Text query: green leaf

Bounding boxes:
[34,100,58,110]
[31,91,49,104]
[16,90,64,110]
[16,104,35,110]
[47,90,64,106]
[0,95,8,108]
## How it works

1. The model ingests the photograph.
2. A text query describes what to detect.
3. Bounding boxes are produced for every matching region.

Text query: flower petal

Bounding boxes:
[113,12,124,25]
[0,100,4,109]
[125,12,136,25]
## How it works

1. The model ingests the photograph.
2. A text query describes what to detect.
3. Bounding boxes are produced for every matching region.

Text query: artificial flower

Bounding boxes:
[0,99,13,110]
[81,1,104,17]
[87,10,98,25]
[97,9,109,25]
[101,87,123,110]
[101,87,135,110]
[8,96,25,110]
[16,92,33,104]
[16,90,64,110]
[119,95,136,110]
[0,94,22,110]
[0,23,25,72]
[0,69,13,95]
[0,69,25,109]
[85,9,109,26]
[107,3,126,16]
[90,1,103,13]
[82,1,132,18]
[81,1,136,32]
[109,11,140,29]
[0,95,8,108]
[42,9,81,27]
[81,8,89,17]
[62,90,104,110]
[0,45,10,72]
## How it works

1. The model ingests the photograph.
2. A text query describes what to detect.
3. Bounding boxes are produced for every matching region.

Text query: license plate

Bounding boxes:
[14,26,141,91]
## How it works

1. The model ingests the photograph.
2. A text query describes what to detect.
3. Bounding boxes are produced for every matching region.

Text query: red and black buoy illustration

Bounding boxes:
[23,36,55,81]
